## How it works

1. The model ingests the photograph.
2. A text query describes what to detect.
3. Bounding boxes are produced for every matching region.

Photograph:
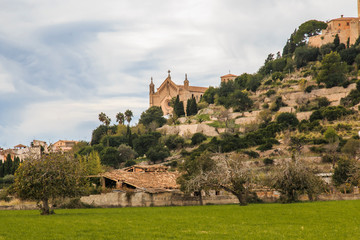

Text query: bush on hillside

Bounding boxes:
[191,133,207,146]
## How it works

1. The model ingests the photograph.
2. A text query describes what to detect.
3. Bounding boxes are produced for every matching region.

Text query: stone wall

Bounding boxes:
[80,190,282,208]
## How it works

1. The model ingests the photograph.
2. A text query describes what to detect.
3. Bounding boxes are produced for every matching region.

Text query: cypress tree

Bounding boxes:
[174,95,185,117]
[4,154,12,176]
[190,97,198,115]
[186,98,192,116]
[0,162,4,178]
[12,156,20,174]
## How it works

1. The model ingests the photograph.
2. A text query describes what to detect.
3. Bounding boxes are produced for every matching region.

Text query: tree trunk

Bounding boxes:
[235,192,247,206]
[41,199,52,215]
[199,191,203,206]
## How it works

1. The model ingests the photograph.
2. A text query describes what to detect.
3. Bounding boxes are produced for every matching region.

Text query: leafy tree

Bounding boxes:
[116,112,125,125]
[100,135,128,148]
[202,87,218,104]
[100,147,122,168]
[231,90,253,112]
[133,132,160,156]
[13,153,88,215]
[79,150,102,175]
[294,46,319,68]
[164,135,185,150]
[272,160,324,202]
[341,139,360,158]
[146,144,170,163]
[324,127,339,143]
[282,30,297,56]
[191,133,207,146]
[117,144,137,165]
[332,158,356,186]
[124,110,133,125]
[139,106,166,128]
[276,112,299,128]
[317,52,347,88]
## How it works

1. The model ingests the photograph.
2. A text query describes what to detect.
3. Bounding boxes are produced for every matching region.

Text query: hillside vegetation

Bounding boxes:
[68,20,360,204]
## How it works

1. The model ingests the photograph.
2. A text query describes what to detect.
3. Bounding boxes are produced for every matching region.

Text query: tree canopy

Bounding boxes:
[13,154,88,215]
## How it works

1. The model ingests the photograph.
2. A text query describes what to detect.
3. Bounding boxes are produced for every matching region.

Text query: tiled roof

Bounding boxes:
[221,74,237,78]
[331,17,359,21]
[102,170,180,190]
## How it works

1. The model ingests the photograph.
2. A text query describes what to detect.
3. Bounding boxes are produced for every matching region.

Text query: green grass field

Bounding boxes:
[0,200,359,240]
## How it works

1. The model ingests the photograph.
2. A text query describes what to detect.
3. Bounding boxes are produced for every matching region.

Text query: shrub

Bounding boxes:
[243,150,260,158]
[305,85,316,93]
[164,135,185,150]
[271,72,284,81]
[146,144,170,163]
[265,89,276,97]
[257,143,273,152]
[316,97,330,108]
[276,112,299,128]
[124,159,136,167]
[263,158,274,165]
[191,133,207,145]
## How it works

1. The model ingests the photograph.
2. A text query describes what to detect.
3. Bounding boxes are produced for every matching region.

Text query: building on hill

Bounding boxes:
[149,70,208,116]
[309,0,360,47]
[220,73,237,83]
[51,140,78,152]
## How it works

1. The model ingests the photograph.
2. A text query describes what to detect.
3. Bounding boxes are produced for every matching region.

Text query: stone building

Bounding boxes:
[220,73,237,83]
[149,71,208,116]
[309,0,360,47]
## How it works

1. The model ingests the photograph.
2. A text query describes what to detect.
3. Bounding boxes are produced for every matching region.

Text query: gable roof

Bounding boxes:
[221,74,237,78]
[102,170,180,191]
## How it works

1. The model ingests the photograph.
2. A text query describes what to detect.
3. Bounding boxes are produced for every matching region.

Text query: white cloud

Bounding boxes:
[0,0,357,147]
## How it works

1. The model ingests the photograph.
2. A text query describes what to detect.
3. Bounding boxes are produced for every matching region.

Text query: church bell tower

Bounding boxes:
[358,0,360,18]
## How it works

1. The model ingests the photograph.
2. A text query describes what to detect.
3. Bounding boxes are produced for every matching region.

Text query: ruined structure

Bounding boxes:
[309,0,360,47]
[149,71,208,115]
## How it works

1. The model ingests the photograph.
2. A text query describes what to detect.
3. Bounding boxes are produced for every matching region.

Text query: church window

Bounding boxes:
[347,22,349,26]
[338,23,341,27]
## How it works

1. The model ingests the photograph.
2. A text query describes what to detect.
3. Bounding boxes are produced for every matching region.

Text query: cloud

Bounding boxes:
[0,0,357,147]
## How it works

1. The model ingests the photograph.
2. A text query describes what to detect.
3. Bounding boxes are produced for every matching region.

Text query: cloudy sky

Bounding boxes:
[0,0,356,148]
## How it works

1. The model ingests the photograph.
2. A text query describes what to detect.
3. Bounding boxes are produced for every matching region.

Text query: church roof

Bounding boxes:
[179,85,208,93]
[221,74,237,78]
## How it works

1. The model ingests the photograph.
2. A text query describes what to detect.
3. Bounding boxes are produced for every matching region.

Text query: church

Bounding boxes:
[309,0,360,47]
[149,71,208,116]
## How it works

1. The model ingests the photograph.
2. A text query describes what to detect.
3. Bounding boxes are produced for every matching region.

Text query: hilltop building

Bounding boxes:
[51,140,78,153]
[220,73,237,83]
[309,0,360,47]
[149,71,208,116]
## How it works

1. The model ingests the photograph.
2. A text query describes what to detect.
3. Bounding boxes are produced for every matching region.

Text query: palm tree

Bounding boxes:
[116,112,125,125]
[98,112,111,126]
[124,109,133,125]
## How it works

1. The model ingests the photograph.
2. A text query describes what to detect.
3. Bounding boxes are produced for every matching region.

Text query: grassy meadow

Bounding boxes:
[0,200,359,239]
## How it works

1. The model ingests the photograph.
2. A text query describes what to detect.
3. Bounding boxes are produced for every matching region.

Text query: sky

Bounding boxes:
[0,0,357,148]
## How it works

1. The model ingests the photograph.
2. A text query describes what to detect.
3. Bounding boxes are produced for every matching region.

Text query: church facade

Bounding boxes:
[149,71,208,116]
[309,0,360,47]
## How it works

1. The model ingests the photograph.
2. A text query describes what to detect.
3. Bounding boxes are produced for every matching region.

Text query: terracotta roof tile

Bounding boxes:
[102,170,180,190]
[221,74,237,78]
